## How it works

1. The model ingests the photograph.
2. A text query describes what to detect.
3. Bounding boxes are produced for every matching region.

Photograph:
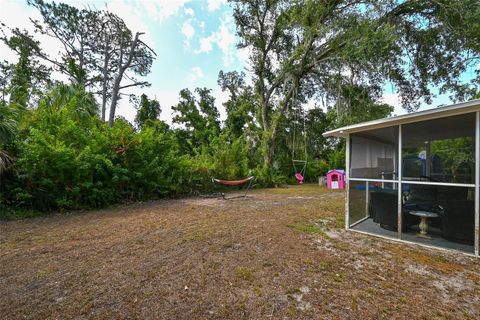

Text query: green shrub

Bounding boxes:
[253,166,288,187]
[305,159,329,182]
[0,83,335,218]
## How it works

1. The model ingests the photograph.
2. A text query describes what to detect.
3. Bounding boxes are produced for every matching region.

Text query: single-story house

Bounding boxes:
[323,99,480,257]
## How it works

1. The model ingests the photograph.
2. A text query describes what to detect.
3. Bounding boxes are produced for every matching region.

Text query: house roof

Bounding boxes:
[327,169,345,175]
[323,98,480,138]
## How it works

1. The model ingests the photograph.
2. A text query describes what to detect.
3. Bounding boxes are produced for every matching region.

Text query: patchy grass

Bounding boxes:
[236,266,255,282]
[0,184,478,319]
[334,210,345,229]
[287,222,326,236]
[286,287,302,295]
[0,206,45,220]
[332,272,346,282]
[389,245,464,274]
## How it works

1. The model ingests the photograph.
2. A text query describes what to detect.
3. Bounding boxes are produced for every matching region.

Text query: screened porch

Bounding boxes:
[324,100,480,256]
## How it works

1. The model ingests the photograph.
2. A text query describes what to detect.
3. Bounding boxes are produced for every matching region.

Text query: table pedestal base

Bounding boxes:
[416,217,432,239]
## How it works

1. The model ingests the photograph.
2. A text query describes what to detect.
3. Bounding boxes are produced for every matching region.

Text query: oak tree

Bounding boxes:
[231,0,480,166]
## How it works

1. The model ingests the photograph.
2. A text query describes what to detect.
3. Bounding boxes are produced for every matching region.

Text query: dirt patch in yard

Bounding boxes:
[1,185,479,319]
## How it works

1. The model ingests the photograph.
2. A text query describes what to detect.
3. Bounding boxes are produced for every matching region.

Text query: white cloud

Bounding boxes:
[237,46,250,65]
[113,83,184,124]
[382,92,407,117]
[115,85,183,124]
[216,18,236,65]
[117,0,192,23]
[139,1,158,19]
[158,90,184,123]
[107,1,154,47]
[115,97,138,124]
[0,0,240,126]
[144,0,191,21]
[184,7,195,17]
[211,87,229,121]
[0,1,42,62]
[197,36,214,53]
[0,0,73,78]
[207,0,227,12]
[187,66,205,83]
[181,19,195,47]
[195,14,237,66]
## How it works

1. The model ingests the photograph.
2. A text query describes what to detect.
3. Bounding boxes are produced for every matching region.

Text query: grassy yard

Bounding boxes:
[1,185,479,319]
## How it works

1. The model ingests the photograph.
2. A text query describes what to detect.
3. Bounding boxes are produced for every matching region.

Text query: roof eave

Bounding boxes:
[323,99,480,138]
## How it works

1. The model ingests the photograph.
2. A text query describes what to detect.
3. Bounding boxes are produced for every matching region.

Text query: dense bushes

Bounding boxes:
[0,86,251,217]
[0,120,253,216]
[0,84,346,219]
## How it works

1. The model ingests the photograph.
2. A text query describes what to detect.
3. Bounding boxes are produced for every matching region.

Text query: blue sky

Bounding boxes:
[0,0,248,122]
[0,0,478,123]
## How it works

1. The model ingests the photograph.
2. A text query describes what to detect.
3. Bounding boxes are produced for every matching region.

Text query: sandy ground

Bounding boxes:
[0,185,479,320]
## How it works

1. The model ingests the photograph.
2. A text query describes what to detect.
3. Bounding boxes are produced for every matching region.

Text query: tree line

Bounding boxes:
[0,0,479,218]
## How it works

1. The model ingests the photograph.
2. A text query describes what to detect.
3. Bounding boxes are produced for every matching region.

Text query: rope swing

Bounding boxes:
[291,77,307,184]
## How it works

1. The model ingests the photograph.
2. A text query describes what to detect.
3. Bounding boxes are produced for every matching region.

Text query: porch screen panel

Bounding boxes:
[401,112,476,254]
[350,181,399,239]
[349,180,368,226]
[437,186,475,253]
[401,185,475,254]
[350,127,398,179]
[402,113,476,184]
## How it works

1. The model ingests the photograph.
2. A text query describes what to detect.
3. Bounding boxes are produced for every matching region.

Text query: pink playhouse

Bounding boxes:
[327,169,345,189]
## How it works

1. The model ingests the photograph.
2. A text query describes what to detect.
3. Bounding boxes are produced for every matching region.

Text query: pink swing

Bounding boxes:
[290,79,307,184]
[295,173,304,184]
[292,160,307,184]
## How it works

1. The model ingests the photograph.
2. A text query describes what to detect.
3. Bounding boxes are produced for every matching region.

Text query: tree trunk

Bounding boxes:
[101,47,109,121]
[108,32,142,127]
[108,76,122,126]
[261,130,273,167]
[260,82,295,167]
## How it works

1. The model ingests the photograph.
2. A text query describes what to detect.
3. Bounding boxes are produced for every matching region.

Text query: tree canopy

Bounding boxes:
[134,94,161,129]
[11,0,156,125]
[231,0,480,165]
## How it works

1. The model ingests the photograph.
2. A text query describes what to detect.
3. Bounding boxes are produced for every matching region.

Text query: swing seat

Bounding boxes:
[292,160,307,184]
[295,173,304,184]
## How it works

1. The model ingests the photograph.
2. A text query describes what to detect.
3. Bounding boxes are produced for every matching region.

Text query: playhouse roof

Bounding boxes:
[323,98,480,138]
[327,169,345,175]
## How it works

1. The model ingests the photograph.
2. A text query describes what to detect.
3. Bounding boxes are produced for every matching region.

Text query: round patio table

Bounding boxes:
[409,211,439,239]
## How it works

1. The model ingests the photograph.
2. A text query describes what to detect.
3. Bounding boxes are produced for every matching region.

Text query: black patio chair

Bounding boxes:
[438,200,475,245]
[403,182,437,212]
[370,191,417,231]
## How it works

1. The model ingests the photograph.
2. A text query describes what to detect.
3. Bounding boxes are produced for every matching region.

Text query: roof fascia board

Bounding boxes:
[323,99,480,138]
